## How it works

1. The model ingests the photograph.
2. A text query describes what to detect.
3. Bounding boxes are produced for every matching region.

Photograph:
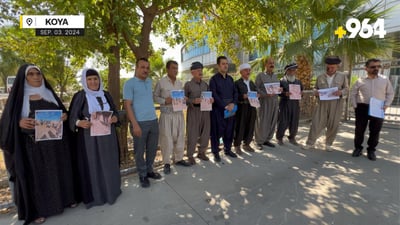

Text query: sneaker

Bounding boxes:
[325,145,333,152]
[367,151,376,161]
[147,171,162,179]
[234,146,242,155]
[213,152,221,162]
[175,160,192,167]
[188,156,196,165]
[277,139,284,146]
[302,144,313,150]
[225,150,238,158]
[197,152,210,161]
[243,144,255,152]
[139,176,150,188]
[163,164,171,174]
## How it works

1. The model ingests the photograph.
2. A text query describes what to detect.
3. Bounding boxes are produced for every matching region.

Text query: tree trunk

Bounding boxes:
[296,54,312,90]
[108,45,121,109]
[107,44,128,166]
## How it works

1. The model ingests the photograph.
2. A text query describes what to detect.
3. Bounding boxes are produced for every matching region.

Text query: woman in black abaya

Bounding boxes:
[68,68,121,209]
[0,64,78,224]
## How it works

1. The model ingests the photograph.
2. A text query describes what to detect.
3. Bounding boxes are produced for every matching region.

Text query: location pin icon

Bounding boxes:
[26,18,33,26]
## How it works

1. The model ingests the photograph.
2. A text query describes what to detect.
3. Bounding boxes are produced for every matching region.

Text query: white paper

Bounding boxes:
[368,97,385,119]
[264,82,281,94]
[318,87,339,100]
[248,91,260,108]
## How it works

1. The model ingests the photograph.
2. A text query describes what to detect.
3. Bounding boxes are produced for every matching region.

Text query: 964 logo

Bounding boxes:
[335,18,386,39]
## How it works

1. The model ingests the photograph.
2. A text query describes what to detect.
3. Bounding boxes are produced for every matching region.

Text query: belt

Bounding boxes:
[160,107,174,113]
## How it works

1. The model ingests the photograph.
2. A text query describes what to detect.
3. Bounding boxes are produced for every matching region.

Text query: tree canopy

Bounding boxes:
[1,0,398,99]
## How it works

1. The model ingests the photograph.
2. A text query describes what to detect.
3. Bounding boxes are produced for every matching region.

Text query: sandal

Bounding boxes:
[70,203,79,208]
[34,217,46,224]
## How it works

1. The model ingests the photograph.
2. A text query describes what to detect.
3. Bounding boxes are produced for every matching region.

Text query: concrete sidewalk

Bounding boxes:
[0,121,399,225]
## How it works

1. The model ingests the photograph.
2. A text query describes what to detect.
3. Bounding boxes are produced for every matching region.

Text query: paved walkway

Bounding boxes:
[0,120,399,225]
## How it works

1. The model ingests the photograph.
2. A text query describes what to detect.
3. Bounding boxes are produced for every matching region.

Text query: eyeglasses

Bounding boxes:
[368,65,382,69]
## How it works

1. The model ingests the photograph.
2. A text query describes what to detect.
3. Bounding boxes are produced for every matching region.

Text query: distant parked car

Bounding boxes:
[6,76,16,93]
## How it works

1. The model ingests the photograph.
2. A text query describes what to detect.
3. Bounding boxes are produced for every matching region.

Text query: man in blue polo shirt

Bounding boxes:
[123,57,161,188]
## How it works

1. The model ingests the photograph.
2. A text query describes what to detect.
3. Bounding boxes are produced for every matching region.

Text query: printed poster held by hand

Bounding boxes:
[201,91,212,111]
[248,91,260,108]
[171,90,187,111]
[318,87,339,100]
[35,110,63,141]
[90,111,113,136]
[264,82,281,94]
[289,84,302,100]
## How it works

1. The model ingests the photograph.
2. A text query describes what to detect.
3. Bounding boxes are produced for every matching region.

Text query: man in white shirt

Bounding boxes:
[350,58,394,161]
[154,60,191,174]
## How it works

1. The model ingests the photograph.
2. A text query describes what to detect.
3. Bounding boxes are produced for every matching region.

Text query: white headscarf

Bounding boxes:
[81,68,110,114]
[22,65,59,118]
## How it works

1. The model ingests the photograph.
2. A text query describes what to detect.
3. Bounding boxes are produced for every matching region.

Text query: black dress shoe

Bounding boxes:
[175,160,192,167]
[139,176,150,188]
[263,141,275,147]
[147,171,162,179]
[213,152,221,162]
[367,151,376,161]
[225,150,238,158]
[164,164,171,174]
[352,148,362,157]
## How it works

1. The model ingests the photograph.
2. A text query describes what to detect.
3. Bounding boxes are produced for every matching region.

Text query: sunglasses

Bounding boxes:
[368,65,382,69]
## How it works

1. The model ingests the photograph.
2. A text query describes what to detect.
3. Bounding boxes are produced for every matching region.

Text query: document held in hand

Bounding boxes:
[318,87,339,100]
[201,91,212,111]
[368,97,385,119]
[224,104,237,118]
[289,84,302,100]
[171,90,186,111]
[248,91,260,108]
[264,82,281,94]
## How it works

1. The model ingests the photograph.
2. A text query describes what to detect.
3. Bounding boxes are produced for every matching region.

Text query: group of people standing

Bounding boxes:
[302,57,394,163]
[0,65,121,224]
[123,55,395,191]
[0,55,394,224]
[121,56,304,188]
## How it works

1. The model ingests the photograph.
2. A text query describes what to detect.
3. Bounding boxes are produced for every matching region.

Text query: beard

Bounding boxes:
[286,75,296,82]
